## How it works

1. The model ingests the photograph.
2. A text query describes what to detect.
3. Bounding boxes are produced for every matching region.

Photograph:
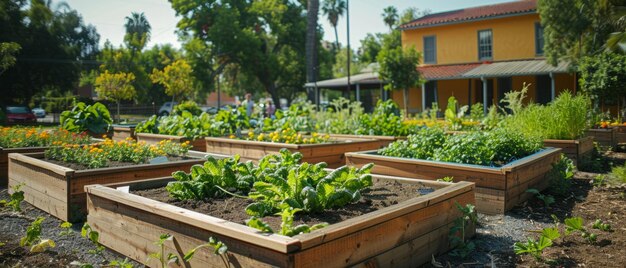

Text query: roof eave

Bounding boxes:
[400,10,537,31]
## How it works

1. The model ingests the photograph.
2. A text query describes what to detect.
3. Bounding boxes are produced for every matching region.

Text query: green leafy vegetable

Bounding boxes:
[60,102,112,134]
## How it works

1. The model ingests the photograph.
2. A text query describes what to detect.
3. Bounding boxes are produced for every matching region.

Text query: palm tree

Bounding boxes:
[382,6,398,31]
[321,0,346,49]
[124,12,151,54]
[605,5,626,53]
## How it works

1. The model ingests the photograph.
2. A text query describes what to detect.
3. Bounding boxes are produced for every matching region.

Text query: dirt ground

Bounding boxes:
[429,149,626,268]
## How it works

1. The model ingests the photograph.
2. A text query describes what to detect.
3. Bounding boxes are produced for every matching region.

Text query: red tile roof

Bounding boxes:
[400,0,537,30]
[417,63,482,80]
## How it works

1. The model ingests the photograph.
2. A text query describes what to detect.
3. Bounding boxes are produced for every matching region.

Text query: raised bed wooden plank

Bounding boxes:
[543,137,593,166]
[0,147,49,186]
[112,126,136,141]
[345,148,562,214]
[585,128,616,148]
[136,133,206,152]
[7,151,213,222]
[205,136,384,168]
[85,175,475,267]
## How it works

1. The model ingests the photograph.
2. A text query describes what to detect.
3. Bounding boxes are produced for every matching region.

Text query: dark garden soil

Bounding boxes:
[0,189,143,268]
[0,231,77,267]
[133,180,435,231]
[45,156,192,171]
[428,151,626,268]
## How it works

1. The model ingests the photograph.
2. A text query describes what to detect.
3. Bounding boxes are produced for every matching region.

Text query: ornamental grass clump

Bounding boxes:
[502,90,591,140]
[0,127,91,148]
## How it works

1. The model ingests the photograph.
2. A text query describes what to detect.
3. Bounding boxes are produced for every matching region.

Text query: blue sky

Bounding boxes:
[63,0,512,49]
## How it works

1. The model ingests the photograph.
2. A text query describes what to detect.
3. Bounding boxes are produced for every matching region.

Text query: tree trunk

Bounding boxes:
[305,0,319,103]
[334,26,339,50]
[266,83,281,111]
[403,87,409,115]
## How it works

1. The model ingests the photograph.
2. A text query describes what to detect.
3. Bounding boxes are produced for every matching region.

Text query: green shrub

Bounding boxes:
[172,101,203,116]
[379,129,541,167]
[356,100,413,136]
[379,127,445,159]
[503,91,591,140]
[60,102,112,134]
[546,155,575,197]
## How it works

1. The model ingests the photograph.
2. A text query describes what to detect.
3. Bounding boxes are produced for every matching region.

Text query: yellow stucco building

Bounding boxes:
[395,0,576,113]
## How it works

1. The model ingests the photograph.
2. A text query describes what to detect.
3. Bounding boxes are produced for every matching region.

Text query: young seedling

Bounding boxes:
[448,203,478,259]
[184,237,230,268]
[1,183,25,212]
[108,258,134,268]
[147,234,179,268]
[514,226,560,261]
[592,219,612,232]
[59,221,73,236]
[246,207,328,237]
[564,217,597,243]
[69,261,95,268]
[436,176,454,183]
[81,223,104,254]
[20,216,56,253]
[526,188,555,207]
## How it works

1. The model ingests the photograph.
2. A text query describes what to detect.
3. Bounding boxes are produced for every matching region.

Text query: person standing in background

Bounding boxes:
[265,98,276,119]
[242,93,254,117]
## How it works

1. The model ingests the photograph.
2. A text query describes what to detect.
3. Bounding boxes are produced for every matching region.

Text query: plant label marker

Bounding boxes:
[116,186,130,193]
[149,156,169,164]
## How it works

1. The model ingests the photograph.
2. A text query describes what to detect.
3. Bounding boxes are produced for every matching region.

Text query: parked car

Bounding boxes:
[5,106,37,123]
[158,102,177,116]
[32,107,46,118]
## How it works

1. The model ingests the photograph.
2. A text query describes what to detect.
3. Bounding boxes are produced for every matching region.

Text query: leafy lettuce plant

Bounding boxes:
[60,102,112,134]
[166,155,257,200]
[246,155,373,217]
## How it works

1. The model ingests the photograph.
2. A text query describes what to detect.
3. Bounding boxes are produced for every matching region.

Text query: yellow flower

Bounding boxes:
[229,134,236,139]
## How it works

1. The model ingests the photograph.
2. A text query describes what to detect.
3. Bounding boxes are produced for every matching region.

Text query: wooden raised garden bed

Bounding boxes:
[7,151,213,222]
[85,175,475,267]
[585,128,616,148]
[345,148,562,214]
[0,146,48,187]
[616,125,626,145]
[326,134,401,149]
[136,133,205,152]
[543,136,594,166]
[205,136,383,168]
[112,125,136,141]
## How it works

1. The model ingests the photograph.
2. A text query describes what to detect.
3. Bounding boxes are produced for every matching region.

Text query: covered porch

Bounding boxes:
[392,59,576,114]
[303,72,389,112]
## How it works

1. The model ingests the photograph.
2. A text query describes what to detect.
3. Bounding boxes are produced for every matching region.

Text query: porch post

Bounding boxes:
[356,83,361,102]
[482,77,488,114]
[549,72,555,101]
[380,83,384,101]
[421,82,426,112]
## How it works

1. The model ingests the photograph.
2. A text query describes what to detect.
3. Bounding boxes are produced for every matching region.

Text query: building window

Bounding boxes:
[423,36,436,64]
[535,22,544,55]
[478,30,492,60]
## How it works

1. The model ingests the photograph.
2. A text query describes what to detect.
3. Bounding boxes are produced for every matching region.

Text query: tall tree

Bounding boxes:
[94,71,136,123]
[321,0,346,49]
[358,33,382,64]
[537,0,615,65]
[170,0,309,105]
[382,6,398,30]
[0,42,21,76]
[150,59,195,103]
[377,46,422,115]
[124,12,151,55]
[0,0,100,104]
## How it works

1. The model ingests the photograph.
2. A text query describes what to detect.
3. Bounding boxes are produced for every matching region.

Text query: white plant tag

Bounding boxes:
[116,186,130,193]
